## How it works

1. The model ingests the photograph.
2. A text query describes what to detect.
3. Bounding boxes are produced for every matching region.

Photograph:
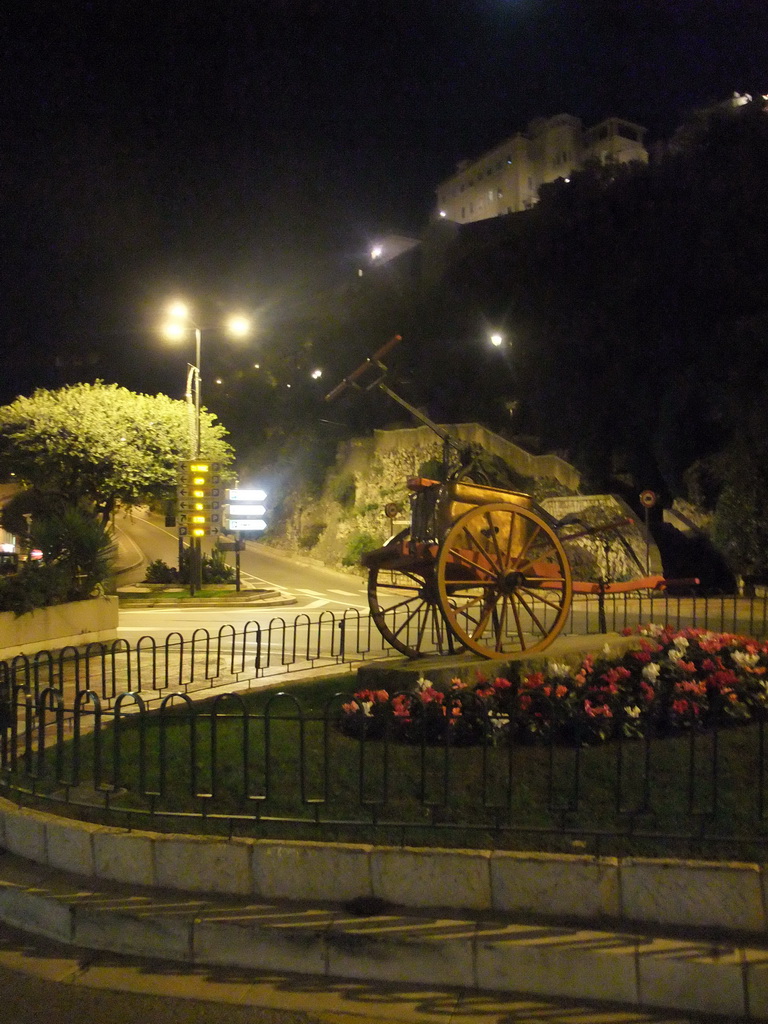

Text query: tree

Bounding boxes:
[0,382,234,522]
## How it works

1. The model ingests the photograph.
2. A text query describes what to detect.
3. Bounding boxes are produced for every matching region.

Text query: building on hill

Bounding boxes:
[435,113,648,225]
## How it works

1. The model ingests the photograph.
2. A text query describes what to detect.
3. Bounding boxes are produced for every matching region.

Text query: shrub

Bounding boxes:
[342,531,380,566]
[0,562,73,616]
[144,559,178,583]
[144,550,235,585]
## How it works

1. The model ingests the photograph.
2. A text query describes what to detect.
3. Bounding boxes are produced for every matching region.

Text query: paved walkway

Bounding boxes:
[0,915,728,1024]
[0,844,760,1023]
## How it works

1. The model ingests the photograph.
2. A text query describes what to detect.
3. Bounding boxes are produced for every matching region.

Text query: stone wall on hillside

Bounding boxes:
[270,424,581,573]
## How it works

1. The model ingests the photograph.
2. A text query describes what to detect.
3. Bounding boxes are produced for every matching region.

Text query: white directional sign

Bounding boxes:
[226,488,266,502]
[225,518,267,532]
[223,485,268,533]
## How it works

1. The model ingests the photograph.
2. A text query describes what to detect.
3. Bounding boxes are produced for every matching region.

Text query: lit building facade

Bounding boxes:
[436,114,648,224]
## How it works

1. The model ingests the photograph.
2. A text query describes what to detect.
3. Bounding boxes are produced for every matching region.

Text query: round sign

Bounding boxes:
[384,502,401,519]
[639,490,657,509]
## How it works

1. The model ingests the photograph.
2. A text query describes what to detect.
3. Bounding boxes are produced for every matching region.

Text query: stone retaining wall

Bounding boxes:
[1,796,764,936]
[0,595,118,660]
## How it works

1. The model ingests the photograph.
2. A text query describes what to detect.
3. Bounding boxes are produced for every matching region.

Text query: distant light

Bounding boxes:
[564,177,571,183]
[253,363,260,369]
[357,268,364,277]
[29,549,43,561]
[490,333,504,347]
[370,245,383,260]
[286,383,291,388]
[439,210,447,218]
[311,368,322,379]
[215,377,223,384]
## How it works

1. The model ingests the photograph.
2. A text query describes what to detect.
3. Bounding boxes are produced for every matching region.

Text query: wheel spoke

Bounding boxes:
[517,585,567,613]
[435,502,572,659]
[462,524,502,575]
[510,522,542,572]
[509,593,527,650]
[513,589,551,637]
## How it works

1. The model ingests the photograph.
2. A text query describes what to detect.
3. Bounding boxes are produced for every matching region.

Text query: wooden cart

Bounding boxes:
[326,336,681,660]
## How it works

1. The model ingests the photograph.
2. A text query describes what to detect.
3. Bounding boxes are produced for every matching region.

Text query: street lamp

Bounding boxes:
[161,301,252,457]
[160,301,252,594]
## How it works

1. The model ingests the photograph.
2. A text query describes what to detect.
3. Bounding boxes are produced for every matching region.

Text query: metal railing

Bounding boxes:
[2,677,768,858]
[1,593,768,708]
[2,594,768,855]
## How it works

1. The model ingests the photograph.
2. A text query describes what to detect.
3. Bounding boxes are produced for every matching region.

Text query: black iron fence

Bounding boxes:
[2,673,768,859]
[2,592,768,706]
[2,594,768,856]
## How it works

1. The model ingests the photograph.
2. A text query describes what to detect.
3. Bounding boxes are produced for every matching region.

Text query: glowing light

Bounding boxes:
[161,321,188,342]
[370,245,383,260]
[166,300,190,321]
[226,314,251,338]
[490,333,504,347]
[311,368,322,379]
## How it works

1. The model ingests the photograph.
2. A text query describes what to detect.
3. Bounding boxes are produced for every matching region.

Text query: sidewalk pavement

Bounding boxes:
[0,846,759,1023]
[0,910,725,1024]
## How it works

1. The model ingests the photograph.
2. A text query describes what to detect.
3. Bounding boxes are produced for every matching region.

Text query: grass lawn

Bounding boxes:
[14,671,768,860]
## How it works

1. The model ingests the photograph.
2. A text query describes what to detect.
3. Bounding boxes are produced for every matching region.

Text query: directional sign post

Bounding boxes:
[222,487,268,592]
[177,460,222,595]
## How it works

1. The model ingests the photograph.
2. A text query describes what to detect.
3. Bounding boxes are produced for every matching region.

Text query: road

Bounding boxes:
[115,509,768,655]
[116,508,370,641]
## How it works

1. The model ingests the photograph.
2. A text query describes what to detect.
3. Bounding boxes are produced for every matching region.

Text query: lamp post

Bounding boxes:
[161,302,251,593]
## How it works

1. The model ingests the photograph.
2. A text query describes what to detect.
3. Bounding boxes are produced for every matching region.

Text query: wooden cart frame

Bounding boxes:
[326,337,687,660]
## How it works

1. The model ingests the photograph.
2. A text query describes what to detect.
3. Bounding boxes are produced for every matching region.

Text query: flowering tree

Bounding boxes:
[0,382,234,524]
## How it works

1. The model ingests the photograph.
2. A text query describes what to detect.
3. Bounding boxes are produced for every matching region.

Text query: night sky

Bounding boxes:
[2,0,768,401]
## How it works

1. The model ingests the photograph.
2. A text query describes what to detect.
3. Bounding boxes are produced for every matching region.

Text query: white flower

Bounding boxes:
[732,650,760,669]
[361,701,373,717]
[667,648,684,664]
[673,636,689,651]
[489,713,510,730]
[624,705,642,719]
[640,623,664,637]
[547,661,571,679]
[416,676,431,692]
[642,663,661,682]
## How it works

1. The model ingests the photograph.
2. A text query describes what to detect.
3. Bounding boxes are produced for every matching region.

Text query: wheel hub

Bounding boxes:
[499,569,527,595]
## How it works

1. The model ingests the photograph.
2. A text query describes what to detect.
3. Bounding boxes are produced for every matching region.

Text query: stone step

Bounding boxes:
[0,848,766,1019]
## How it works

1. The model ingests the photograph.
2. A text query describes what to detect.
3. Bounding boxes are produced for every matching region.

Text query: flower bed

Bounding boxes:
[338,625,768,746]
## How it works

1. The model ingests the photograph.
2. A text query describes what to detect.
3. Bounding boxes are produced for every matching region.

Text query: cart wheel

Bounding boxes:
[368,530,461,658]
[435,503,573,659]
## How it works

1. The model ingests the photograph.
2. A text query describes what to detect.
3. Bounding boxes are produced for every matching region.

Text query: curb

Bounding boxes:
[0,846,766,1019]
[116,589,295,608]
